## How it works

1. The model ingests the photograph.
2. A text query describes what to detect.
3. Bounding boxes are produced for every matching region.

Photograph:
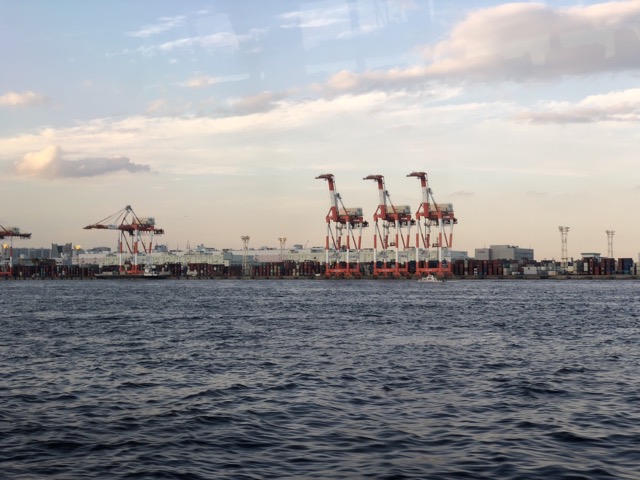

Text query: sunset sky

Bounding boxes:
[1,0,639,260]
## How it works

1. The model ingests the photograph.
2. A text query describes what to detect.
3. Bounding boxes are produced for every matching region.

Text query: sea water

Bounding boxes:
[1,279,639,479]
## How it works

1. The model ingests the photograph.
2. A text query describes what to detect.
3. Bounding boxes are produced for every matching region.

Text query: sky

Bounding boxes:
[1,0,639,260]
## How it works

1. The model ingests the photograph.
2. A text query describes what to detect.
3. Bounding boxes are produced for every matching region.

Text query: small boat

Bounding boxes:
[418,274,444,283]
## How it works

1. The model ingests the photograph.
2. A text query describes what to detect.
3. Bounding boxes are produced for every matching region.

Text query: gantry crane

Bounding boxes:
[84,205,164,274]
[316,174,368,277]
[364,175,414,277]
[407,171,457,276]
[0,224,31,276]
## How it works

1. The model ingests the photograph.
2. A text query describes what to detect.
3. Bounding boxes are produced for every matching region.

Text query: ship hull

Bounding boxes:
[94,272,171,280]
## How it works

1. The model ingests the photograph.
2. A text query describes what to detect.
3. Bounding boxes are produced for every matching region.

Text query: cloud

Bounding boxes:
[113,31,245,58]
[159,32,239,52]
[180,73,249,88]
[280,5,348,30]
[128,15,185,38]
[310,1,640,96]
[228,91,288,114]
[318,69,463,104]
[12,146,151,179]
[322,66,431,95]
[146,99,167,114]
[424,1,640,81]
[516,87,640,124]
[0,91,47,107]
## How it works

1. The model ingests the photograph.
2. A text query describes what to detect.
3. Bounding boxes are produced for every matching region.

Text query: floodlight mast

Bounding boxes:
[558,226,570,270]
[606,229,615,259]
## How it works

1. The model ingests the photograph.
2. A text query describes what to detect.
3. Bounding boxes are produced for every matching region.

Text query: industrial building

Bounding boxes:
[474,245,535,262]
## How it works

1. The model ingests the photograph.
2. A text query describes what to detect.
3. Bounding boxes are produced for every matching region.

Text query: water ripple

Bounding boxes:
[2,280,640,478]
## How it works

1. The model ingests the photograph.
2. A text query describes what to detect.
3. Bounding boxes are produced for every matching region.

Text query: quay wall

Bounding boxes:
[2,259,638,280]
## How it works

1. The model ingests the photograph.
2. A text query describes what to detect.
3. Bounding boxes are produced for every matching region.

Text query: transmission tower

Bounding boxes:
[241,235,250,276]
[606,230,615,258]
[558,226,569,269]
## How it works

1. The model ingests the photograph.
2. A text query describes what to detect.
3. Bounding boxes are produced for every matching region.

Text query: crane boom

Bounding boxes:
[0,225,31,239]
[84,205,164,234]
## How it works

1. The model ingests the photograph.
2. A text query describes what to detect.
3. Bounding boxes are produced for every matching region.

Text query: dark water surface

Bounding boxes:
[2,279,640,479]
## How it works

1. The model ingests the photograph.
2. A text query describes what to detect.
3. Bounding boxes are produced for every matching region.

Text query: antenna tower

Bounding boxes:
[558,226,569,269]
[606,230,615,258]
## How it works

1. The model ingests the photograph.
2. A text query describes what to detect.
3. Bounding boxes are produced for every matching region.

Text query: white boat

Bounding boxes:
[418,274,444,283]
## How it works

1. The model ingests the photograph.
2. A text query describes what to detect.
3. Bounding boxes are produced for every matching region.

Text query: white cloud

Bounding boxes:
[11,146,151,179]
[180,73,249,88]
[159,32,239,52]
[306,1,640,97]
[0,89,457,178]
[181,75,214,88]
[280,5,349,30]
[128,15,185,38]
[424,1,640,81]
[321,66,434,95]
[146,99,167,114]
[0,91,47,107]
[516,87,640,123]
[228,91,287,114]
[0,85,633,185]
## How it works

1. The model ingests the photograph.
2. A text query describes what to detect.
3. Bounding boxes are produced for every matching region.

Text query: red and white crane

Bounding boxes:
[407,171,457,276]
[363,174,414,277]
[84,205,164,274]
[0,224,31,276]
[316,173,368,277]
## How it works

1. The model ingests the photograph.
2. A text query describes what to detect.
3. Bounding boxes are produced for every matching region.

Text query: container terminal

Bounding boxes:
[1,173,638,280]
